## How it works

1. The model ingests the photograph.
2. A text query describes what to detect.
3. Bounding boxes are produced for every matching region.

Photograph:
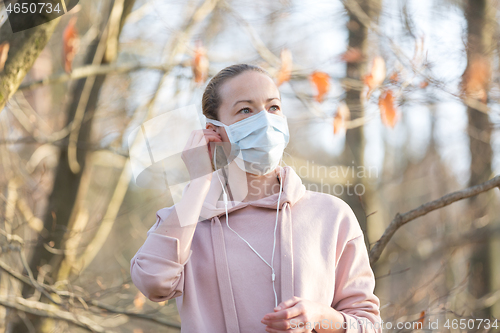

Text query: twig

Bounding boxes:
[67,5,115,174]
[341,0,493,115]
[375,267,411,280]
[421,224,500,264]
[0,259,181,328]
[71,0,224,275]
[18,62,170,91]
[369,175,500,265]
[222,4,281,68]
[17,247,65,308]
[0,296,112,333]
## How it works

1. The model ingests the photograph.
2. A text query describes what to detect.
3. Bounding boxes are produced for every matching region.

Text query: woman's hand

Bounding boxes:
[261,296,345,333]
[181,128,222,181]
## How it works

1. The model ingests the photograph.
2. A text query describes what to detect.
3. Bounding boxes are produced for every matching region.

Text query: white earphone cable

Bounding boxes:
[213,145,283,308]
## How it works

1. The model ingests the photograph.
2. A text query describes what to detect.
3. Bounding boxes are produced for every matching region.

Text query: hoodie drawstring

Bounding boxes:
[211,215,241,333]
[210,202,294,332]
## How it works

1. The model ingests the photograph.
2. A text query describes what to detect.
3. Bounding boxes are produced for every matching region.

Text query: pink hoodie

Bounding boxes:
[130,166,383,333]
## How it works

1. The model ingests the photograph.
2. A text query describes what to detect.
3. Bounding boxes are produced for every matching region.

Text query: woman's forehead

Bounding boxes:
[219,71,279,105]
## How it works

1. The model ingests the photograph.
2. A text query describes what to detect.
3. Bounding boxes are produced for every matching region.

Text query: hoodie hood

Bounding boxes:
[196,165,305,332]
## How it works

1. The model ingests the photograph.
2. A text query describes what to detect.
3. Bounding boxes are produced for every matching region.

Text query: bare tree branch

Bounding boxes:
[0,296,111,333]
[369,175,500,265]
[341,0,492,115]
[71,0,225,276]
[18,62,168,91]
[0,259,181,329]
[17,60,221,91]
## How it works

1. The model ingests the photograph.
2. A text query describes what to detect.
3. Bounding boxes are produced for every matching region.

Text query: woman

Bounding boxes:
[130,64,383,333]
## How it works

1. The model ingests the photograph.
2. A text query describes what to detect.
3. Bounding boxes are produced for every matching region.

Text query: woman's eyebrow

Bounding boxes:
[232,97,280,107]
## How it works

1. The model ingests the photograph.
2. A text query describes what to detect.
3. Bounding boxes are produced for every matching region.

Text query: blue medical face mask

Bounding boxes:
[205,110,290,175]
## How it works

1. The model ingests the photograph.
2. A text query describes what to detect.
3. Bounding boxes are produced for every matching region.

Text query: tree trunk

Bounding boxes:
[11,0,136,331]
[341,0,381,247]
[463,0,495,324]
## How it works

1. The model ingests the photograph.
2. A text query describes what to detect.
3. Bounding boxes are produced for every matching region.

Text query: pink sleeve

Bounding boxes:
[130,208,193,302]
[332,234,383,333]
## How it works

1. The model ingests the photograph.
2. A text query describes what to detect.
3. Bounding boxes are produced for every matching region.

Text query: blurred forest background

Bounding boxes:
[0,0,499,332]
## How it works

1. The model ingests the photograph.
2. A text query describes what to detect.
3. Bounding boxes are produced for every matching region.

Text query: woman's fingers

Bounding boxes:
[200,129,222,157]
[184,130,220,152]
[182,130,214,180]
[275,296,301,311]
[181,129,223,181]
[203,129,222,141]
[272,306,302,320]
[262,297,305,331]
[264,313,308,331]
[192,129,222,147]
[200,132,222,145]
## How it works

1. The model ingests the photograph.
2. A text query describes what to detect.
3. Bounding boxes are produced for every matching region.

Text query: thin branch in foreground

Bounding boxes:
[0,296,111,333]
[0,259,181,329]
[369,175,500,265]
[341,0,492,115]
[18,62,166,91]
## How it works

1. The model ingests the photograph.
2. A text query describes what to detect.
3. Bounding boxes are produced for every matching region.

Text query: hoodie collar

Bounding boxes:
[199,165,306,220]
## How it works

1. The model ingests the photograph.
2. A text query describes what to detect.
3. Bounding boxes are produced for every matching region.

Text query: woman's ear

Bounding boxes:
[206,123,218,132]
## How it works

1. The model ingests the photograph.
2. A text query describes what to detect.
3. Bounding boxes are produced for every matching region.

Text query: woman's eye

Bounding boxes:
[239,108,251,114]
[269,105,280,112]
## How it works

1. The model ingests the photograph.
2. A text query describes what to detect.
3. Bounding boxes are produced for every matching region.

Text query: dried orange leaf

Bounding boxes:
[276,48,293,86]
[63,17,79,73]
[419,80,428,89]
[461,55,490,103]
[340,47,363,63]
[417,310,425,326]
[333,102,350,134]
[192,40,209,84]
[389,71,399,84]
[309,71,330,103]
[363,56,386,98]
[0,42,9,72]
[378,90,398,128]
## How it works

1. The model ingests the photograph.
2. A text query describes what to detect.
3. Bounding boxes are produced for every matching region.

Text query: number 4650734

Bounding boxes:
[444,318,498,330]
[5,2,62,14]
